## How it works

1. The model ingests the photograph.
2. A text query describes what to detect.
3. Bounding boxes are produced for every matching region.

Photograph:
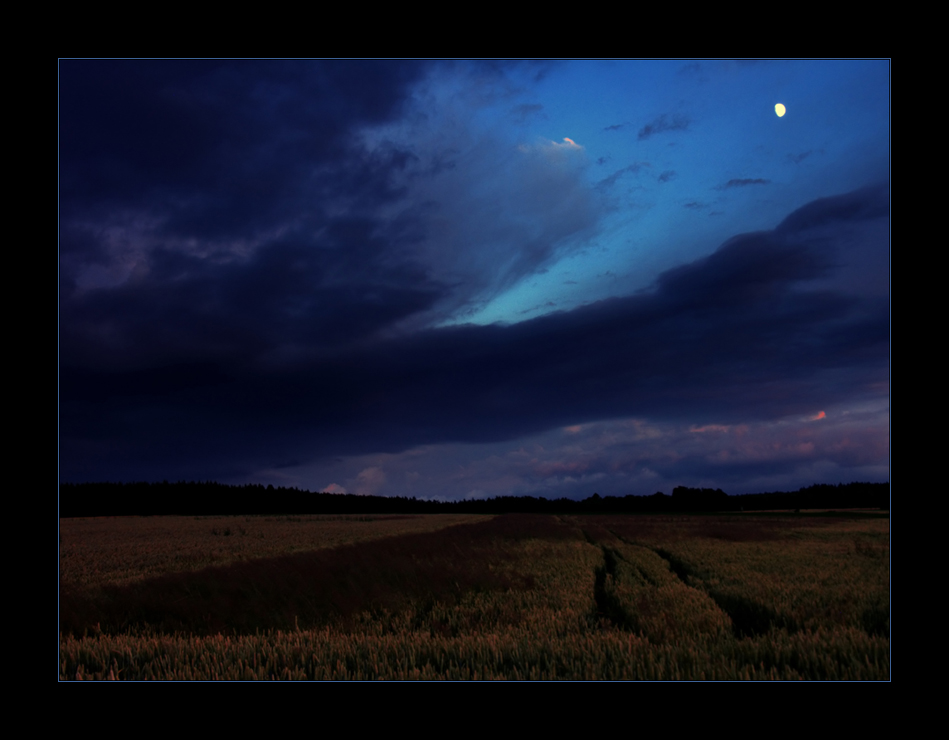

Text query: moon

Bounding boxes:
[775,103,786,117]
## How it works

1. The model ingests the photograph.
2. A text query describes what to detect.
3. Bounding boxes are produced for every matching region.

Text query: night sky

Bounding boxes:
[59,60,890,500]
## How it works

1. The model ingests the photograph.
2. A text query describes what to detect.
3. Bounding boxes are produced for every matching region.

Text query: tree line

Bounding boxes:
[59,481,889,517]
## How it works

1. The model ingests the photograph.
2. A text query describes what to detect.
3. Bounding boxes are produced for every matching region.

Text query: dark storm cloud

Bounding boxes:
[776,182,889,233]
[60,183,889,483]
[60,60,603,358]
[57,60,435,326]
[60,61,446,357]
[637,114,690,141]
[60,230,443,370]
[59,60,427,234]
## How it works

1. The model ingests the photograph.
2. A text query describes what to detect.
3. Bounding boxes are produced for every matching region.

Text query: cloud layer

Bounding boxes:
[59,61,889,496]
[61,176,889,485]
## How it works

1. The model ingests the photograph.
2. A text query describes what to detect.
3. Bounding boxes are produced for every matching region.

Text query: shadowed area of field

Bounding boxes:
[61,515,570,637]
[60,513,491,590]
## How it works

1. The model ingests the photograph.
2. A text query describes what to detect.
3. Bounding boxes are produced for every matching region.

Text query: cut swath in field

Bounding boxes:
[61,516,536,637]
[60,513,489,591]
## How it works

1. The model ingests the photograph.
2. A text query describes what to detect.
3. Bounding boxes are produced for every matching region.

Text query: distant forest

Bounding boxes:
[59,481,889,517]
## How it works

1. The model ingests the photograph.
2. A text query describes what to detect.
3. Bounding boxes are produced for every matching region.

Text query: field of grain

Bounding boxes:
[59,512,889,680]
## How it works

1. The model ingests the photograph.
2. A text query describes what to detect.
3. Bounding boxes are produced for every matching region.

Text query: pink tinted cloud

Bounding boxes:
[353,466,387,496]
[691,424,730,434]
